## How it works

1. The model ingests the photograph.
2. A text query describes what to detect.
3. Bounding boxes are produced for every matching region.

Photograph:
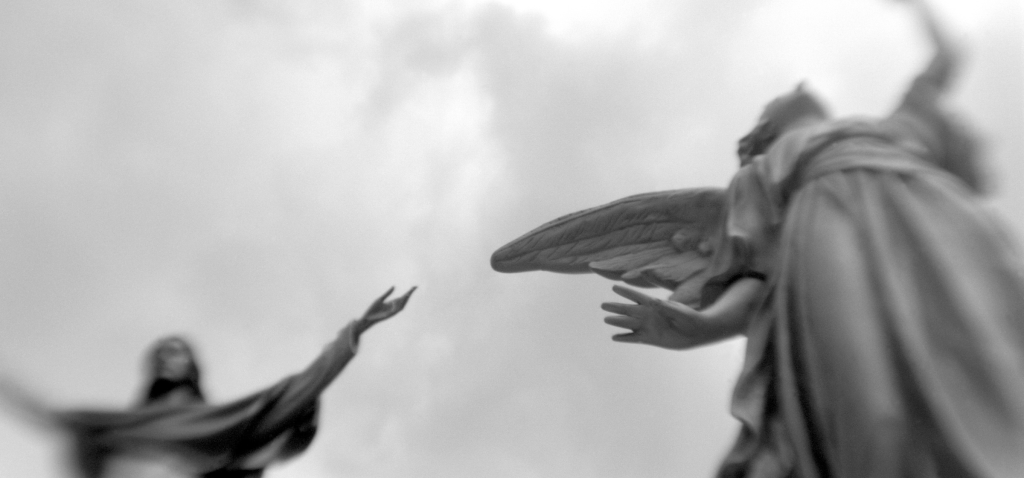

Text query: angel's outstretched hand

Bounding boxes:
[354,286,416,336]
[601,285,711,350]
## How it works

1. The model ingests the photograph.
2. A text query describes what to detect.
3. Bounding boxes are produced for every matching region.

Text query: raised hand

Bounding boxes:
[895,0,958,85]
[601,285,714,350]
[354,286,416,336]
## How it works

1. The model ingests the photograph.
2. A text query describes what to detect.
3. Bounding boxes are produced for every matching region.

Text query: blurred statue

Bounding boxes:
[492,0,1024,476]
[1,286,415,478]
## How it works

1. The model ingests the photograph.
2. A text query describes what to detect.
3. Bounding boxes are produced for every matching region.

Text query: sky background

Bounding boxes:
[0,0,1020,476]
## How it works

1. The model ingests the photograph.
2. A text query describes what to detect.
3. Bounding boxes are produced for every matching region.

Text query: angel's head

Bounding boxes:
[738,83,829,165]
[142,335,204,405]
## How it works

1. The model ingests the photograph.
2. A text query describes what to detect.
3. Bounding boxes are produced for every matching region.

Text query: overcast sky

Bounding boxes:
[0,0,1020,477]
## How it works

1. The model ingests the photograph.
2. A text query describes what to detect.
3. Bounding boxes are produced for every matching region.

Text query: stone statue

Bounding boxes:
[492,1,1024,476]
[0,286,415,478]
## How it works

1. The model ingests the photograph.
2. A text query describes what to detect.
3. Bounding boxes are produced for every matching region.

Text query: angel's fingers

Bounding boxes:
[611,285,655,305]
[600,301,645,316]
[397,286,417,305]
[604,315,641,331]
[611,332,643,344]
[367,287,395,313]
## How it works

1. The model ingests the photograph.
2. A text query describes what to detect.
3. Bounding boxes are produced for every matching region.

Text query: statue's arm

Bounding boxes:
[895,0,960,103]
[696,277,765,336]
[601,277,764,350]
[243,287,415,438]
[886,0,986,192]
[910,0,958,91]
[0,375,62,430]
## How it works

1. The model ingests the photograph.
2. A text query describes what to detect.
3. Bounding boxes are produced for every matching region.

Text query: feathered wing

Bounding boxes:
[491,187,726,307]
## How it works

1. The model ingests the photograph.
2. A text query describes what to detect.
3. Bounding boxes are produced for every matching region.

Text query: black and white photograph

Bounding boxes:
[0,0,1021,476]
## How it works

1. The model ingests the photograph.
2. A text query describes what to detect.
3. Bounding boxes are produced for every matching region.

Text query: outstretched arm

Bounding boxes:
[911,0,958,90]
[601,278,764,350]
[887,0,985,191]
[287,286,415,395]
[895,0,960,97]
[241,286,416,441]
[352,286,417,340]
[0,375,61,430]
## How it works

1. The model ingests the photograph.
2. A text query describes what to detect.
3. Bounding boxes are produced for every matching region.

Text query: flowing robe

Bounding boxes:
[708,82,1024,478]
[60,322,361,478]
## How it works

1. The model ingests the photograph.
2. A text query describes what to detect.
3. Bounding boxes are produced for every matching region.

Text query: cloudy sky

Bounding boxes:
[0,0,1020,476]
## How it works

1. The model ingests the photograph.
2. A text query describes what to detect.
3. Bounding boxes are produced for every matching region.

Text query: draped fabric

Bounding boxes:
[60,322,360,478]
[707,86,1024,477]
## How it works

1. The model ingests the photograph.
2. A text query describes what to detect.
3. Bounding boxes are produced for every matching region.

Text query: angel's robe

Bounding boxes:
[58,321,361,478]
[707,76,1024,477]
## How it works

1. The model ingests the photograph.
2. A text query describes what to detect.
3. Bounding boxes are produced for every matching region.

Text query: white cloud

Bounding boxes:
[0,0,1020,477]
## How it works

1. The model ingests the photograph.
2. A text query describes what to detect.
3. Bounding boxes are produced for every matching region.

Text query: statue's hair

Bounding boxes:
[761,82,829,130]
[738,83,830,163]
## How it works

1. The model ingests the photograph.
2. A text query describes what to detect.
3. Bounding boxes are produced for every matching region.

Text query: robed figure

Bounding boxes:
[1,287,415,477]
[491,1,1024,477]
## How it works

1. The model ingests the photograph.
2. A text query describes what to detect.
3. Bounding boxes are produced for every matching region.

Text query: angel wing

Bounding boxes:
[491,187,726,307]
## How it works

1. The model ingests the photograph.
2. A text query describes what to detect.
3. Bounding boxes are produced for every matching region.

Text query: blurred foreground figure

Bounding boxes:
[492,0,1024,476]
[1,287,414,477]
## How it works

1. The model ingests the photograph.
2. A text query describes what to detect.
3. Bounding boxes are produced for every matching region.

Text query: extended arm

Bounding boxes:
[887,0,986,191]
[912,0,958,89]
[601,277,764,350]
[896,0,960,99]
[242,286,415,439]
[0,375,61,430]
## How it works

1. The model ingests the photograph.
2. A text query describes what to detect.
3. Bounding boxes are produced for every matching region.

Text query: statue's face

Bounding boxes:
[737,88,827,166]
[153,338,195,382]
[737,119,776,166]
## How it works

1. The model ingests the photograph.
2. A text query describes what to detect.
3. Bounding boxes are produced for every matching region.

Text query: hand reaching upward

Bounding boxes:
[354,286,417,336]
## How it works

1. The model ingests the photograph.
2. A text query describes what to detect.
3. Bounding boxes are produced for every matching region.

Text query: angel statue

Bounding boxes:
[0,286,415,478]
[492,0,1024,477]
